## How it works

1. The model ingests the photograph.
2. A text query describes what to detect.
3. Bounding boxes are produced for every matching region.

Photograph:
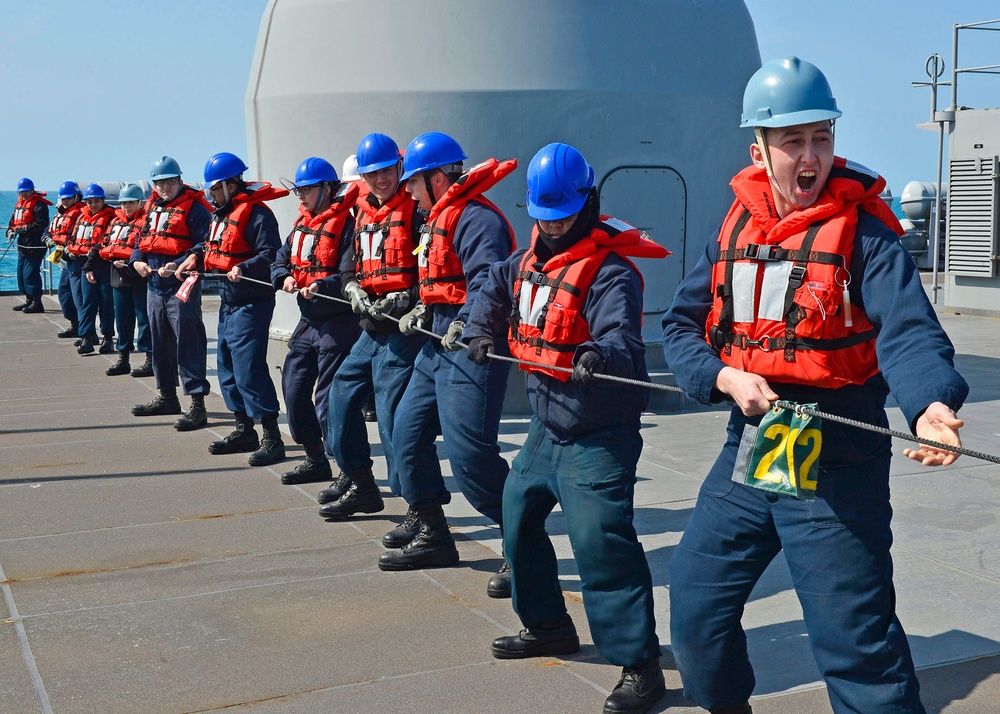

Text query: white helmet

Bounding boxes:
[341,154,360,181]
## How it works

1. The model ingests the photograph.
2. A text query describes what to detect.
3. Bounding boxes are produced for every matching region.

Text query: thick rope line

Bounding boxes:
[221,273,996,464]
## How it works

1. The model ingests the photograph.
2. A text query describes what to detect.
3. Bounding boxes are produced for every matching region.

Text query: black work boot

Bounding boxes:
[248,414,285,466]
[317,471,352,504]
[174,394,208,431]
[132,389,182,417]
[709,705,753,714]
[487,558,512,599]
[77,335,96,355]
[208,412,258,455]
[603,658,666,714]
[362,392,377,422]
[57,322,78,338]
[381,506,421,548]
[106,351,131,376]
[130,353,153,378]
[12,298,30,311]
[377,506,459,570]
[280,442,332,485]
[490,617,580,659]
[98,335,115,354]
[318,467,384,519]
[22,298,44,314]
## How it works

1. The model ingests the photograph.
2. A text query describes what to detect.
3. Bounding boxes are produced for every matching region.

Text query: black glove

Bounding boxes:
[571,350,604,385]
[465,336,494,365]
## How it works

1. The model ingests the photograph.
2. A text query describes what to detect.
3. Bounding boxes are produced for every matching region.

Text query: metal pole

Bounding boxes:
[950,23,959,111]
[932,124,944,303]
[931,52,944,303]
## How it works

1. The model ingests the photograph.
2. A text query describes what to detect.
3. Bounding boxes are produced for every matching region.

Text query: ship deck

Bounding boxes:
[1,292,998,713]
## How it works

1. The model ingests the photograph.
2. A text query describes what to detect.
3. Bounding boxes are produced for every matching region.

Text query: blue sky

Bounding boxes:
[0,0,270,192]
[2,1,998,196]
[744,0,1000,195]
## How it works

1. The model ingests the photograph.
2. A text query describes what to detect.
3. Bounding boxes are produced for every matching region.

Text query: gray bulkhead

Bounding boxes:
[245,0,762,394]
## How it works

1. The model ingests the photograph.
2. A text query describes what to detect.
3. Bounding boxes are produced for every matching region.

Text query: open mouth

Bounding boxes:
[797,170,817,193]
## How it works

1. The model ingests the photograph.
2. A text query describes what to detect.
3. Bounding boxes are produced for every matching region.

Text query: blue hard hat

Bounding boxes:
[150,156,182,181]
[401,132,467,181]
[17,177,34,192]
[526,143,595,220]
[740,56,842,129]
[83,183,106,199]
[294,157,338,188]
[204,152,249,188]
[356,133,401,175]
[118,183,145,203]
[58,181,81,199]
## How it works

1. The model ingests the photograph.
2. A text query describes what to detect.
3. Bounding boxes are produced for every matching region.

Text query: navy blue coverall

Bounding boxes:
[327,196,426,496]
[9,199,49,302]
[271,221,360,454]
[662,210,969,713]
[391,201,513,525]
[131,192,211,396]
[464,242,662,669]
[195,200,282,419]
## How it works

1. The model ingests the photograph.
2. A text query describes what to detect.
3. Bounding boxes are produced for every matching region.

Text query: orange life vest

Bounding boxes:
[354,186,420,295]
[100,208,147,261]
[67,204,117,256]
[48,200,85,246]
[204,183,289,272]
[139,186,212,256]
[416,158,517,305]
[510,217,669,381]
[288,181,360,288]
[10,192,52,231]
[706,157,904,390]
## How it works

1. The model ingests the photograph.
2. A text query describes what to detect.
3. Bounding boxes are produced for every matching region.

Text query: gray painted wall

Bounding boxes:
[245,0,761,343]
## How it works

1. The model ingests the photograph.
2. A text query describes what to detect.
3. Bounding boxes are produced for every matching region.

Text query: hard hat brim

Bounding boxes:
[527,192,588,221]
[740,108,842,129]
[357,158,400,175]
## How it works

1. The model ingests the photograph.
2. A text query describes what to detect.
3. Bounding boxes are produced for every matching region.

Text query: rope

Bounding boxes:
[226,273,994,464]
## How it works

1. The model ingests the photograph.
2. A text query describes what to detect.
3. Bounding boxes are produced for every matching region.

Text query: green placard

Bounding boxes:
[732,404,822,499]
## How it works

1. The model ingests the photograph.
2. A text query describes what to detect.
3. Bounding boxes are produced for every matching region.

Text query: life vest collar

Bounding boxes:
[427,158,518,222]
[17,192,52,208]
[730,156,903,244]
[536,217,669,272]
[297,181,359,224]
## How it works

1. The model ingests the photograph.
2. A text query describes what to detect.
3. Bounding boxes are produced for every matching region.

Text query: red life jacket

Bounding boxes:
[10,192,52,231]
[706,157,904,390]
[416,158,517,305]
[510,216,668,381]
[204,183,289,272]
[288,181,360,288]
[139,186,212,256]
[67,204,117,256]
[100,208,147,261]
[48,200,85,246]
[354,186,419,295]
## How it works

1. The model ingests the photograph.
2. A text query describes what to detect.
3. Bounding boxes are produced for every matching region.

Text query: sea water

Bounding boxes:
[0,190,62,294]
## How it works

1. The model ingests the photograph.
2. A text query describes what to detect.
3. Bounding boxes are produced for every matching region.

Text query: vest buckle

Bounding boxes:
[744,244,777,261]
[789,265,807,289]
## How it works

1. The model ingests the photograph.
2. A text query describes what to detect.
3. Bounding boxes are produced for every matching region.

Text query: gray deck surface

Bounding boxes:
[1,291,998,713]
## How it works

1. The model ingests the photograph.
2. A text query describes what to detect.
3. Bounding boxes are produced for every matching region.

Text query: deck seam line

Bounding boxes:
[0,559,53,713]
